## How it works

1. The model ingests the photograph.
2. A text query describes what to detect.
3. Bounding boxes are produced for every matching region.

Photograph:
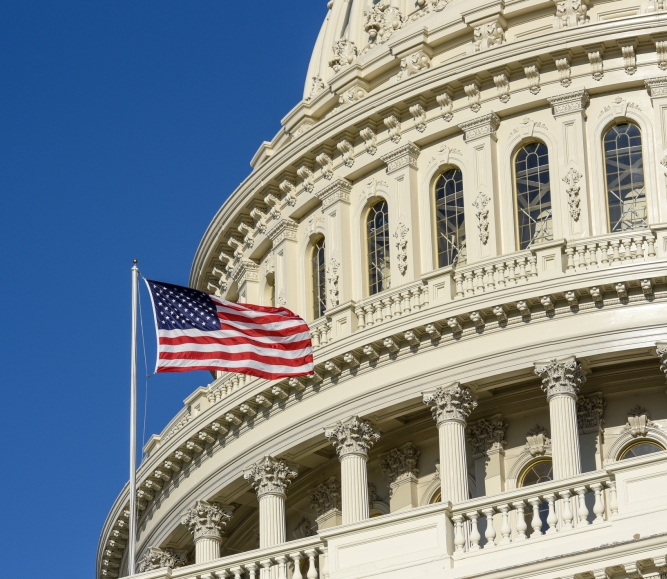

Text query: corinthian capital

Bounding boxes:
[380,443,420,484]
[534,356,585,400]
[181,500,233,541]
[324,415,381,458]
[309,477,342,516]
[243,456,298,498]
[467,415,507,456]
[138,547,187,573]
[423,383,478,425]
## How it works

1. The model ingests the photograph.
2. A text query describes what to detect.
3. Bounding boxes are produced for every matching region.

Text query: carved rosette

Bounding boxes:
[467,415,507,456]
[243,456,299,498]
[380,443,420,484]
[309,477,342,516]
[181,500,233,542]
[138,547,187,573]
[534,356,585,401]
[423,383,478,426]
[324,415,381,458]
[577,393,605,431]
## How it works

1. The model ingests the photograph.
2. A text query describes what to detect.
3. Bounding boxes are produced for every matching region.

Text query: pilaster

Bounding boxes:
[325,416,380,524]
[458,114,501,261]
[243,456,298,548]
[310,477,342,529]
[467,414,507,495]
[645,77,667,223]
[380,443,421,512]
[231,259,260,304]
[316,179,353,307]
[534,356,585,479]
[267,219,299,311]
[423,383,478,503]
[547,90,591,238]
[380,142,422,283]
[180,500,233,564]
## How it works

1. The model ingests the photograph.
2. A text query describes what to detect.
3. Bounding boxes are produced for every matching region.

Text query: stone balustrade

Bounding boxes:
[353,279,429,330]
[310,316,332,350]
[565,230,657,272]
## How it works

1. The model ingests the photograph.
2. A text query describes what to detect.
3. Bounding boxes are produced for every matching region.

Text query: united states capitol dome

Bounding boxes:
[99,1,667,578]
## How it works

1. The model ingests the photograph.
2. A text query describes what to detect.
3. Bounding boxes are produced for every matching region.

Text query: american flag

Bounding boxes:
[145,280,314,379]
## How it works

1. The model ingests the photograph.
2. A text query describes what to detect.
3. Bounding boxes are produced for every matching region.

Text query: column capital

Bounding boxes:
[138,547,187,573]
[243,456,298,498]
[547,89,589,117]
[324,415,381,458]
[180,500,233,542]
[534,356,585,400]
[266,218,298,245]
[423,383,478,426]
[458,112,500,142]
[645,77,667,99]
[231,259,259,286]
[380,142,421,174]
[467,414,507,456]
[309,476,342,516]
[380,442,420,484]
[316,178,352,211]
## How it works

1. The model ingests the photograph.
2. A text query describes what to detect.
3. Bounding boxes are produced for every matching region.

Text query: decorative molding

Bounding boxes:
[309,477,341,516]
[315,152,334,180]
[548,89,589,116]
[619,40,637,75]
[653,36,667,71]
[338,85,367,107]
[278,180,297,206]
[657,341,667,382]
[181,500,233,541]
[525,425,551,456]
[243,456,298,498]
[423,383,478,425]
[380,443,420,484]
[577,393,605,432]
[522,61,541,94]
[436,89,454,121]
[396,51,431,82]
[459,112,500,141]
[297,165,315,194]
[231,260,260,286]
[554,55,572,87]
[534,356,586,401]
[473,192,491,245]
[624,406,655,437]
[267,219,298,245]
[563,167,583,220]
[493,72,510,103]
[464,81,481,112]
[306,76,325,101]
[394,223,409,275]
[316,178,352,211]
[363,2,403,48]
[291,517,315,539]
[138,548,187,573]
[327,258,340,307]
[384,114,402,144]
[381,142,421,174]
[473,19,506,52]
[329,39,358,73]
[509,117,547,138]
[337,139,355,167]
[467,414,508,455]
[409,102,427,132]
[645,77,667,99]
[324,415,381,458]
[554,0,589,27]
[360,126,377,155]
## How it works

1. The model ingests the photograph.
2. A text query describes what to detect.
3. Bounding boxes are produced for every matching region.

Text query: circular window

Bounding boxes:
[619,441,664,460]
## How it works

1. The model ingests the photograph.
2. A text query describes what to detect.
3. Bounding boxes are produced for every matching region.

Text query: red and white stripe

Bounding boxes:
[156,298,314,380]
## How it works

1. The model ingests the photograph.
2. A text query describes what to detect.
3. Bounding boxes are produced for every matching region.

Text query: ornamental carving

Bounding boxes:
[423,383,478,425]
[436,91,454,121]
[404,0,450,23]
[138,547,187,573]
[243,456,298,498]
[180,500,233,541]
[563,167,582,220]
[316,152,334,180]
[548,90,589,117]
[645,77,667,98]
[473,192,490,245]
[534,356,586,400]
[329,39,358,73]
[297,166,314,194]
[396,51,431,82]
[381,142,420,174]
[394,223,409,275]
[525,425,551,456]
[380,443,420,483]
[307,76,325,101]
[327,258,340,307]
[267,219,298,245]
[554,0,589,27]
[467,415,508,455]
[309,477,342,516]
[657,342,667,381]
[363,1,403,49]
[577,393,605,431]
[360,126,377,155]
[624,406,655,437]
[325,415,381,458]
[316,178,352,211]
[459,113,500,141]
[473,20,505,52]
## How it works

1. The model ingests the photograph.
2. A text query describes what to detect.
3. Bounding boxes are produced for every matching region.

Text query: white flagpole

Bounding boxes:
[128,259,139,575]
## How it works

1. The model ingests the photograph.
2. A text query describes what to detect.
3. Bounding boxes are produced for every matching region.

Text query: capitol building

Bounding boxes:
[99,1,667,578]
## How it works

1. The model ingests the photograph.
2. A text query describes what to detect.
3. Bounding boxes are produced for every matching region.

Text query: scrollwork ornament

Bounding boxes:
[380,443,420,483]
[473,192,490,244]
[243,456,298,498]
[563,167,582,220]
[138,547,187,573]
[423,383,478,425]
[467,415,507,455]
[394,223,409,275]
[534,357,585,400]
[325,415,381,458]
[181,500,232,541]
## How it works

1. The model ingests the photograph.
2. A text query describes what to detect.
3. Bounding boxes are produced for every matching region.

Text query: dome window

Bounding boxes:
[434,168,466,268]
[311,236,327,319]
[367,200,391,295]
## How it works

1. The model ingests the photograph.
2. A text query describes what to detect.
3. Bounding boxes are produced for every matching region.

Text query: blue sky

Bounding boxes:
[0,2,323,576]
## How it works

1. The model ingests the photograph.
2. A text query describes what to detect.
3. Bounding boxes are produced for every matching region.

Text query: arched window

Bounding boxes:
[604,123,647,232]
[519,459,553,536]
[619,440,664,460]
[435,168,466,267]
[367,200,391,295]
[311,237,326,318]
[514,142,553,250]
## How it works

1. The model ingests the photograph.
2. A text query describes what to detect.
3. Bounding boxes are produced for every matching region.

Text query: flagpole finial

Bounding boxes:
[133,259,138,265]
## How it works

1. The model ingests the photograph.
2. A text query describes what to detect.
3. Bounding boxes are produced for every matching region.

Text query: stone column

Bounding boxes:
[380,443,421,512]
[309,477,342,529]
[181,500,233,564]
[243,456,298,548]
[266,219,299,311]
[423,383,478,504]
[534,356,585,479]
[325,416,381,524]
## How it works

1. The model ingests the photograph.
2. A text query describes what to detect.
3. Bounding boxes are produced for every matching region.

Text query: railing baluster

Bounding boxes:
[230,566,243,579]
[467,511,481,551]
[483,507,496,548]
[600,242,610,266]
[276,555,288,579]
[290,552,304,579]
[528,497,542,538]
[305,549,318,579]
[454,271,464,298]
[560,489,574,530]
[453,514,466,552]
[607,480,619,515]
[498,504,512,545]
[544,493,558,534]
[574,486,590,527]
[513,500,527,541]
[247,562,258,579]
[319,546,330,579]
[258,559,270,579]
[354,306,365,330]
[590,482,605,523]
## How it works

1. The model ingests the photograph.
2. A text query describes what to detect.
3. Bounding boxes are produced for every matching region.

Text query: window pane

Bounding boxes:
[367,200,391,295]
[604,123,646,232]
[515,142,553,250]
[435,169,467,267]
[311,237,326,318]
[620,441,663,460]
